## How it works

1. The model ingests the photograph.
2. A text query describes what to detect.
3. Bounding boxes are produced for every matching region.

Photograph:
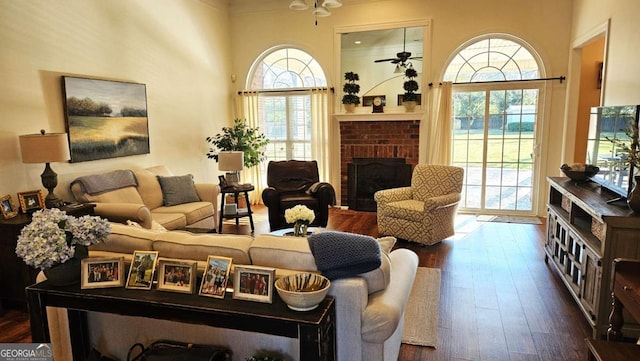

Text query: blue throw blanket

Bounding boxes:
[307,231,381,280]
[71,169,138,195]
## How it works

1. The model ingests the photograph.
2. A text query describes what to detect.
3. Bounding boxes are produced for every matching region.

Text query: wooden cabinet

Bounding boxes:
[0,204,95,309]
[545,177,640,337]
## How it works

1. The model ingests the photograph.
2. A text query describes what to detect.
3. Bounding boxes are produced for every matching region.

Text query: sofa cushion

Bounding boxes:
[152,232,252,265]
[250,234,318,271]
[151,212,187,230]
[89,223,155,254]
[134,169,165,210]
[153,202,214,225]
[157,174,201,206]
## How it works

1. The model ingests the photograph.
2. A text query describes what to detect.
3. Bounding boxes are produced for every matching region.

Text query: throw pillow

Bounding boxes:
[156,174,200,206]
[376,236,396,255]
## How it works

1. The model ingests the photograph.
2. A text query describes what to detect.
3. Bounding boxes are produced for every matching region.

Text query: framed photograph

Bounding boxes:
[126,251,159,290]
[397,93,422,105]
[62,76,149,163]
[218,175,228,188]
[0,194,18,219]
[81,257,124,289]
[199,256,232,299]
[232,265,275,304]
[158,259,197,294]
[363,95,386,107]
[17,190,45,213]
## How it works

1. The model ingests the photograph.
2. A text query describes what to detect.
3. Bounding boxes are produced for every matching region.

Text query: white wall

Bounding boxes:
[0,0,232,203]
[229,0,573,215]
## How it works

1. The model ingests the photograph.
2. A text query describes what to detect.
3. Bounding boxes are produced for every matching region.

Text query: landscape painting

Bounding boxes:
[62,76,149,162]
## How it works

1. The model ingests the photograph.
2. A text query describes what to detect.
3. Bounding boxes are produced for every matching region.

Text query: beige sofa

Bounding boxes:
[43,224,419,361]
[70,165,219,231]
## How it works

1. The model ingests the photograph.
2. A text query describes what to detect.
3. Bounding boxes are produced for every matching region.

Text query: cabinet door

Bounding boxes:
[580,245,602,323]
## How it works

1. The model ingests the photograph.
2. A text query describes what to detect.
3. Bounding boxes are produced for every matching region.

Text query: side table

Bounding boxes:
[219,184,254,233]
[0,203,96,309]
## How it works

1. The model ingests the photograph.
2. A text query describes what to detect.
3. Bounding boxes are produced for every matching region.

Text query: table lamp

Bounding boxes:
[218,151,244,186]
[19,129,71,209]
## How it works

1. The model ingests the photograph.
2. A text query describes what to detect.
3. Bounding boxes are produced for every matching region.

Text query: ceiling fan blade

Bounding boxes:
[374,58,399,63]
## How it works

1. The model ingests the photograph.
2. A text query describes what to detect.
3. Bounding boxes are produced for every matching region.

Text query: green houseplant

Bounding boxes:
[341,71,360,113]
[206,118,269,169]
[402,66,419,112]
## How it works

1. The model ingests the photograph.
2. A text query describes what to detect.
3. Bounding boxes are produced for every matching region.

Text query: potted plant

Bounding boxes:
[206,118,269,169]
[15,208,111,285]
[403,65,419,112]
[341,71,360,113]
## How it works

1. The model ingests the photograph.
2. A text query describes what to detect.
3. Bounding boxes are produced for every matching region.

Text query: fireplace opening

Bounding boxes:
[347,158,412,212]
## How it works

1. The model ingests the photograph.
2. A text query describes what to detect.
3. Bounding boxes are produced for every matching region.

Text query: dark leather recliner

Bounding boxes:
[262,160,336,231]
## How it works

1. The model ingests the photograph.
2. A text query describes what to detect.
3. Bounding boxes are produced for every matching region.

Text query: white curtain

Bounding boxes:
[234,92,263,204]
[426,81,453,165]
[310,88,332,182]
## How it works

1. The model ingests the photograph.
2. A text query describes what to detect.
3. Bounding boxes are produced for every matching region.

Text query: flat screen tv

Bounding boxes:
[586,105,640,200]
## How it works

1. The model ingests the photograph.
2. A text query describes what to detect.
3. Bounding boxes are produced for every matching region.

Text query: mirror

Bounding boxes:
[340,25,424,108]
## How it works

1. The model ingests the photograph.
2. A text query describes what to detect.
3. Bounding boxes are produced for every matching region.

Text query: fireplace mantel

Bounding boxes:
[334,110,424,122]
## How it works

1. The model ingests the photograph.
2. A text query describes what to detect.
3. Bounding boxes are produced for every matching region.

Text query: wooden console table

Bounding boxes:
[545,177,640,337]
[26,280,335,361]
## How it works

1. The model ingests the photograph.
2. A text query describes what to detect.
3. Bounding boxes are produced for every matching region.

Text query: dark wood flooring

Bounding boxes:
[0,205,592,361]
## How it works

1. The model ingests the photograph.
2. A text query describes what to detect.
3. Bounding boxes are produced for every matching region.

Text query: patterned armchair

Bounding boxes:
[374,164,464,246]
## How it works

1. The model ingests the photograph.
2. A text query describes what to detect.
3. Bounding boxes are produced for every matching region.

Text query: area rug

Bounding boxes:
[402,267,440,348]
[476,215,542,224]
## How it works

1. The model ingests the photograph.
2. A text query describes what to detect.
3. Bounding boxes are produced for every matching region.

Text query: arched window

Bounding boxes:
[251,48,327,89]
[444,36,543,213]
[247,48,327,161]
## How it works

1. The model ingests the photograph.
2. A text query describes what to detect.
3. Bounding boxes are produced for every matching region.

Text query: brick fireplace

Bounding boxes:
[339,119,420,208]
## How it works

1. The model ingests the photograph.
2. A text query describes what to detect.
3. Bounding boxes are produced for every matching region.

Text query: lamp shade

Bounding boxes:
[218,151,244,171]
[19,131,70,164]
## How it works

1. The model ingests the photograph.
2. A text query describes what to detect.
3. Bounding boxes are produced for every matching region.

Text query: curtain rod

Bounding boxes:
[428,76,566,87]
[237,87,334,95]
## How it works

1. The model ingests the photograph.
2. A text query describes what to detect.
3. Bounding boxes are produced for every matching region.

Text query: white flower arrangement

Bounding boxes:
[284,204,315,225]
[15,208,111,270]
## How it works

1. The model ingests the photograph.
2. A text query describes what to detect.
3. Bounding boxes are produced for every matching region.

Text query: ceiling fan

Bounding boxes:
[373,28,422,66]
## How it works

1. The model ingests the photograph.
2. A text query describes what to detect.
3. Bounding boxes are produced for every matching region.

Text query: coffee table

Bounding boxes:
[26,280,336,361]
[269,227,324,236]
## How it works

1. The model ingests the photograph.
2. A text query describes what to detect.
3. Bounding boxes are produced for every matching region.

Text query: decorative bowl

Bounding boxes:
[560,164,600,182]
[274,273,330,311]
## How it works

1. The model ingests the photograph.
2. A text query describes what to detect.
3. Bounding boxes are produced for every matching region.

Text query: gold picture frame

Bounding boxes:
[0,194,18,219]
[126,251,159,290]
[17,190,45,213]
[199,256,232,299]
[158,259,197,294]
[232,265,275,304]
[81,257,124,289]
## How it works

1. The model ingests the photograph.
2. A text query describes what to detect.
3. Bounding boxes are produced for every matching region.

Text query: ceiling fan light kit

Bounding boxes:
[290,0,341,24]
[289,0,309,10]
[374,28,423,72]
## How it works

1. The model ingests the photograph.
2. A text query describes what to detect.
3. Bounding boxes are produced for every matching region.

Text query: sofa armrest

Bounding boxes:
[261,187,280,207]
[361,248,418,344]
[93,203,153,229]
[194,183,220,204]
[374,186,412,204]
[423,192,461,212]
[328,277,368,361]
